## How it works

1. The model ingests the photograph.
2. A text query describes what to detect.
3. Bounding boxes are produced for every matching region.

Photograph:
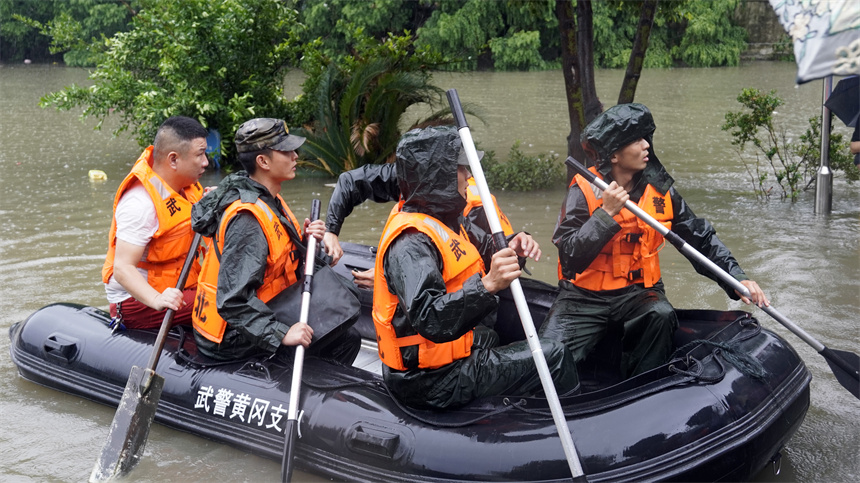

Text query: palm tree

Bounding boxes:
[298,57,450,175]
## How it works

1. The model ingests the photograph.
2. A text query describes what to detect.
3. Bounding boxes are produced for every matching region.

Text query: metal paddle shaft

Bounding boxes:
[90,232,203,482]
[448,89,586,480]
[566,156,860,400]
[282,199,321,482]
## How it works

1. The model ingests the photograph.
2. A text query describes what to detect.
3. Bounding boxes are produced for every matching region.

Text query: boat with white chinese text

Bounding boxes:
[8,242,810,482]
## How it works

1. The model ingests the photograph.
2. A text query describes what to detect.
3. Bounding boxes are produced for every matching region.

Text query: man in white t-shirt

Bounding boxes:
[102,116,210,329]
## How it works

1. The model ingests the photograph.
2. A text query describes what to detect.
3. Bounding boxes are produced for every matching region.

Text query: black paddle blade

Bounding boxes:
[820,347,860,400]
[281,419,299,482]
[90,365,165,482]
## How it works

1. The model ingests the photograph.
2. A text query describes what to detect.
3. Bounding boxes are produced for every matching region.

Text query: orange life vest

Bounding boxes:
[463,178,514,235]
[102,146,204,294]
[558,167,672,290]
[192,195,301,343]
[372,212,484,370]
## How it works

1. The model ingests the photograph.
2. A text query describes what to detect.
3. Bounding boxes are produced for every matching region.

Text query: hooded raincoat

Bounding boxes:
[541,104,749,379]
[377,127,578,410]
[324,162,512,252]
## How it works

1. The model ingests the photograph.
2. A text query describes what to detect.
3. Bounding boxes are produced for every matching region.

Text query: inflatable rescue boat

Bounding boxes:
[9,242,810,481]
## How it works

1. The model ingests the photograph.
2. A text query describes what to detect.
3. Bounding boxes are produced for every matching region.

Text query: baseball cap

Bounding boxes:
[235,118,306,154]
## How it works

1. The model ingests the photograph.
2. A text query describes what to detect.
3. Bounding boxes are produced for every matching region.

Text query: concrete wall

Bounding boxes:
[735,0,792,60]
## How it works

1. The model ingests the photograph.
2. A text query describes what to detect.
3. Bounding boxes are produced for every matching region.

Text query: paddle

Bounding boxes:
[282,199,321,482]
[90,232,203,482]
[447,89,587,481]
[565,156,860,400]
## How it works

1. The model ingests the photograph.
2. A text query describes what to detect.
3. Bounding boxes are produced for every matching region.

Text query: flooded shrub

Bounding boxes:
[483,141,564,191]
[722,88,856,201]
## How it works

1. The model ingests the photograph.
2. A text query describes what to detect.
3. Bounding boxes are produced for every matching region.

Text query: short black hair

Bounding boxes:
[153,116,208,160]
[157,116,207,142]
[237,149,272,175]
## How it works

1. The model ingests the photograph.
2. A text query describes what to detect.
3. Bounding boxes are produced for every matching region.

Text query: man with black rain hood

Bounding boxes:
[372,126,579,410]
[321,136,514,289]
[540,103,769,380]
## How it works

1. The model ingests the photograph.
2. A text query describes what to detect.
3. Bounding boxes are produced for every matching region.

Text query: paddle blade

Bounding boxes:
[821,347,860,400]
[90,365,165,482]
[281,419,299,482]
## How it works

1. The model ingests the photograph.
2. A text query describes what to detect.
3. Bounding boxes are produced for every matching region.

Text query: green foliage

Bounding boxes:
[489,30,549,71]
[12,0,135,67]
[415,0,557,71]
[591,1,676,69]
[296,30,448,175]
[591,0,745,69]
[673,0,746,67]
[416,0,505,70]
[298,0,417,59]
[722,88,856,202]
[0,0,58,62]
[483,141,564,191]
[5,0,758,72]
[39,0,301,163]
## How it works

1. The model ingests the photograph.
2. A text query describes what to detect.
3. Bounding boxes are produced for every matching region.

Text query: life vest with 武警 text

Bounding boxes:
[192,195,301,343]
[558,166,672,290]
[101,146,205,294]
[372,211,484,370]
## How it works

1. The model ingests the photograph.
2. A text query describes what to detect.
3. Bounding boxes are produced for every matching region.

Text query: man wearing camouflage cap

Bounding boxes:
[540,103,769,380]
[190,118,359,363]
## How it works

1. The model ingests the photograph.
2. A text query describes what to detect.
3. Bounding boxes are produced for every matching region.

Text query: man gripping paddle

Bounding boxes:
[542,103,768,380]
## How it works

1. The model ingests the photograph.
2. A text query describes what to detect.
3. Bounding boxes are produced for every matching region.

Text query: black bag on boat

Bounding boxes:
[267,263,361,347]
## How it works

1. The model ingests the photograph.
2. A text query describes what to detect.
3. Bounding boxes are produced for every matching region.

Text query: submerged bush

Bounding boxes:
[722,88,857,201]
[483,141,564,191]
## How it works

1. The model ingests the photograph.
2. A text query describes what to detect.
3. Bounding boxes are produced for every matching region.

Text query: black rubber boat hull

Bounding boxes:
[8,243,811,482]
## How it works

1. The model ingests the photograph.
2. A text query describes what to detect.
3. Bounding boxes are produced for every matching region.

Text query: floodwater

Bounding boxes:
[1,62,857,482]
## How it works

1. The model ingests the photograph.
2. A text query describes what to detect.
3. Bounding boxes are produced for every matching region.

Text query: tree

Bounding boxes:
[39,0,302,163]
[297,0,429,61]
[556,0,600,169]
[11,0,135,67]
[618,0,658,104]
[0,0,60,62]
[297,31,450,175]
[554,0,751,170]
[416,0,559,71]
[674,0,747,68]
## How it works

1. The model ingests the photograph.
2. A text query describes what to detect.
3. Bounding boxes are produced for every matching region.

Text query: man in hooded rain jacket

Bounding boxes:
[540,103,769,380]
[373,126,579,410]
[190,118,360,363]
[322,142,513,288]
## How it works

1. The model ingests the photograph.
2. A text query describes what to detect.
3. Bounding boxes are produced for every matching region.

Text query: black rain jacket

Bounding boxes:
[191,171,304,360]
[555,157,748,299]
[380,127,501,391]
[325,162,499,263]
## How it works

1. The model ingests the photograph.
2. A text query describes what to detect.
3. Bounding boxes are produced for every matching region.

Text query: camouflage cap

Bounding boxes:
[235,118,305,154]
